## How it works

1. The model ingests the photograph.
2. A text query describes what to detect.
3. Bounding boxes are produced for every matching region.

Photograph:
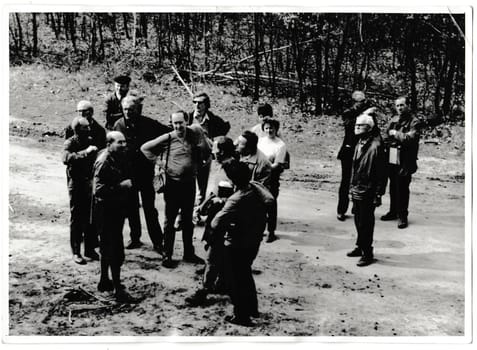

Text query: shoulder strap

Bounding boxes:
[164,134,171,170]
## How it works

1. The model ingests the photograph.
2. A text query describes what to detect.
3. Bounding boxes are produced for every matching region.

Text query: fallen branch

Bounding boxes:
[171,66,194,97]
[78,286,111,305]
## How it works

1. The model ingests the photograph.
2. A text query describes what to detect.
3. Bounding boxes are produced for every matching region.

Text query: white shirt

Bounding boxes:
[257,136,287,165]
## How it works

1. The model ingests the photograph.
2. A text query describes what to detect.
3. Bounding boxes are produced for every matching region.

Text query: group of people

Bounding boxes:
[337,91,421,267]
[62,75,288,325]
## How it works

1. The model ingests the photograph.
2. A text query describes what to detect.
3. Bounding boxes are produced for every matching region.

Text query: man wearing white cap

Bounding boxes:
[65,100,106,150]
[336,91,371,221]
[346,113,386,267]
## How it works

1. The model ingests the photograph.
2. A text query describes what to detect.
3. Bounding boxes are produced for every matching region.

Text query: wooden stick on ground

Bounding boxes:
[171,66,194,97]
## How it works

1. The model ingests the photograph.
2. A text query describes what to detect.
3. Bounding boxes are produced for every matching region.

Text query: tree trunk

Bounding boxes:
[15,13,23,52]
[313,40,323,115]
[132,13,137,47]
[332,18,349,111]
[203,13,210,71]
[89,15,97,62]
[442,46,458,116]
[140,13,148,47]
[123,13,130,39]
[68,14,77,52]
[97,14,105,60]
[31,13,38,57]
[253,13,261,101]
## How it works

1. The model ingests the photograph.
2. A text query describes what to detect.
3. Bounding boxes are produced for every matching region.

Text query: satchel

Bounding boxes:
[153,134,171,193]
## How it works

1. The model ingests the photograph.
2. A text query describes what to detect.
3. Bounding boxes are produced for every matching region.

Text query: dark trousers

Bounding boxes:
[196,161,211,205]
[337,152,353,215]
[68,178,97,255]
[224,243,260,319]
[267,171,280,234]
[127,177,163,247]
[203,241,225,291]
[353,198,375,256]
[163,177,196,258]
[388,165,412,219]
[95,201,126,267]
[202,203,226,291]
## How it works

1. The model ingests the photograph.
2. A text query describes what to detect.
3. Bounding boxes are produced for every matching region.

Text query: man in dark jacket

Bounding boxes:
[63,116,102,265]
[346,114,386,267]
[113,95,171,252]
[381,96,421,229]
[65,100,106,149]
[93,131,135,302]
[337,91,372,221]
[188,92,230,224]
[210,161,274,326]
[104,75,131,130]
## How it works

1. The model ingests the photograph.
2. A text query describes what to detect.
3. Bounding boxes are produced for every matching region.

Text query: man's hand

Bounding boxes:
[373,195,382,207]
[86,145,98,154]
[119,179,133,189]
[388,129,397,137]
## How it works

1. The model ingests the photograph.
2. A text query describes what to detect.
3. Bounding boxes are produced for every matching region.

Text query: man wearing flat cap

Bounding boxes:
[113,95,171,253]
[188,92,230,224]
[336,90,372,222]
[346,113,386,267]
[104,75,131,130]
[65,100,106,150]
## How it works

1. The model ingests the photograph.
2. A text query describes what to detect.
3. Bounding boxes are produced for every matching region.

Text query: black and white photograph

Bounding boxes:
[2,2,472,345]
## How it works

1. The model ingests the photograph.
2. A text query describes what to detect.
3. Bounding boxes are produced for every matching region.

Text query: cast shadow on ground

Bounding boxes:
[276,216,407,253]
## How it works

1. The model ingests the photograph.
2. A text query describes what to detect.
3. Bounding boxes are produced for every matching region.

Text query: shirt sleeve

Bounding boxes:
[275,140,287,164]
[62,138,89,165]
[140,133,170,161]
[210,194,240,231]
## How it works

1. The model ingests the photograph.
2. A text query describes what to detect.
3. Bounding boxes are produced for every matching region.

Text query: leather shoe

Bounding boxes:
[357,256,375,267]
[97,278,114,292]
[84,250,100,261]
[398,217,408,229]
[225,315,253,327]
[183,254,205,264]
[114,288,137,303]
[337,213,346,221]
[126,240,143,249]
[266,233,278,243]
[185,289,208,306]
[162,258,175,268]
[346,247,362,257]
[153,245,165,257]
[380,212,397,221]
[73,254,86,265]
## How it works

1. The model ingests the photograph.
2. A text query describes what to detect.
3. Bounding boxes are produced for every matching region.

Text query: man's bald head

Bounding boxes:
[106,131,127,153]
[71,116,90,137]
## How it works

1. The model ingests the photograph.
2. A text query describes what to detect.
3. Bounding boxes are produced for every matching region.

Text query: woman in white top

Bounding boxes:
[257,118,287,243]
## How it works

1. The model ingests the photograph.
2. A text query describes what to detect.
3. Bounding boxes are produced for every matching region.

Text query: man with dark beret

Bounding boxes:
[104,75,131,130]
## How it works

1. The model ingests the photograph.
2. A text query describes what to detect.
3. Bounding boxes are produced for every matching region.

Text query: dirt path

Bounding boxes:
[8,135,466,337]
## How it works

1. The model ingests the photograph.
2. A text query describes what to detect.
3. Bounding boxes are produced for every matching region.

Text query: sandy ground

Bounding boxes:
[7,65,467,338]
[8,134,465,337]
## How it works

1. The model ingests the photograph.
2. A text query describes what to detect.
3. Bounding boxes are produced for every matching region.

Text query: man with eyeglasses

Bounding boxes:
[188,92,230,225]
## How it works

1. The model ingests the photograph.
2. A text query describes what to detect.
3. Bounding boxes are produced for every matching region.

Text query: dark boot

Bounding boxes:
[357,248,374,267]
[346,247,362,257]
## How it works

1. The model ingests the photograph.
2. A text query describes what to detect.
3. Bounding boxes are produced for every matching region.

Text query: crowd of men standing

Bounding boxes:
[62,75,288,325]
[62,74,420,325]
